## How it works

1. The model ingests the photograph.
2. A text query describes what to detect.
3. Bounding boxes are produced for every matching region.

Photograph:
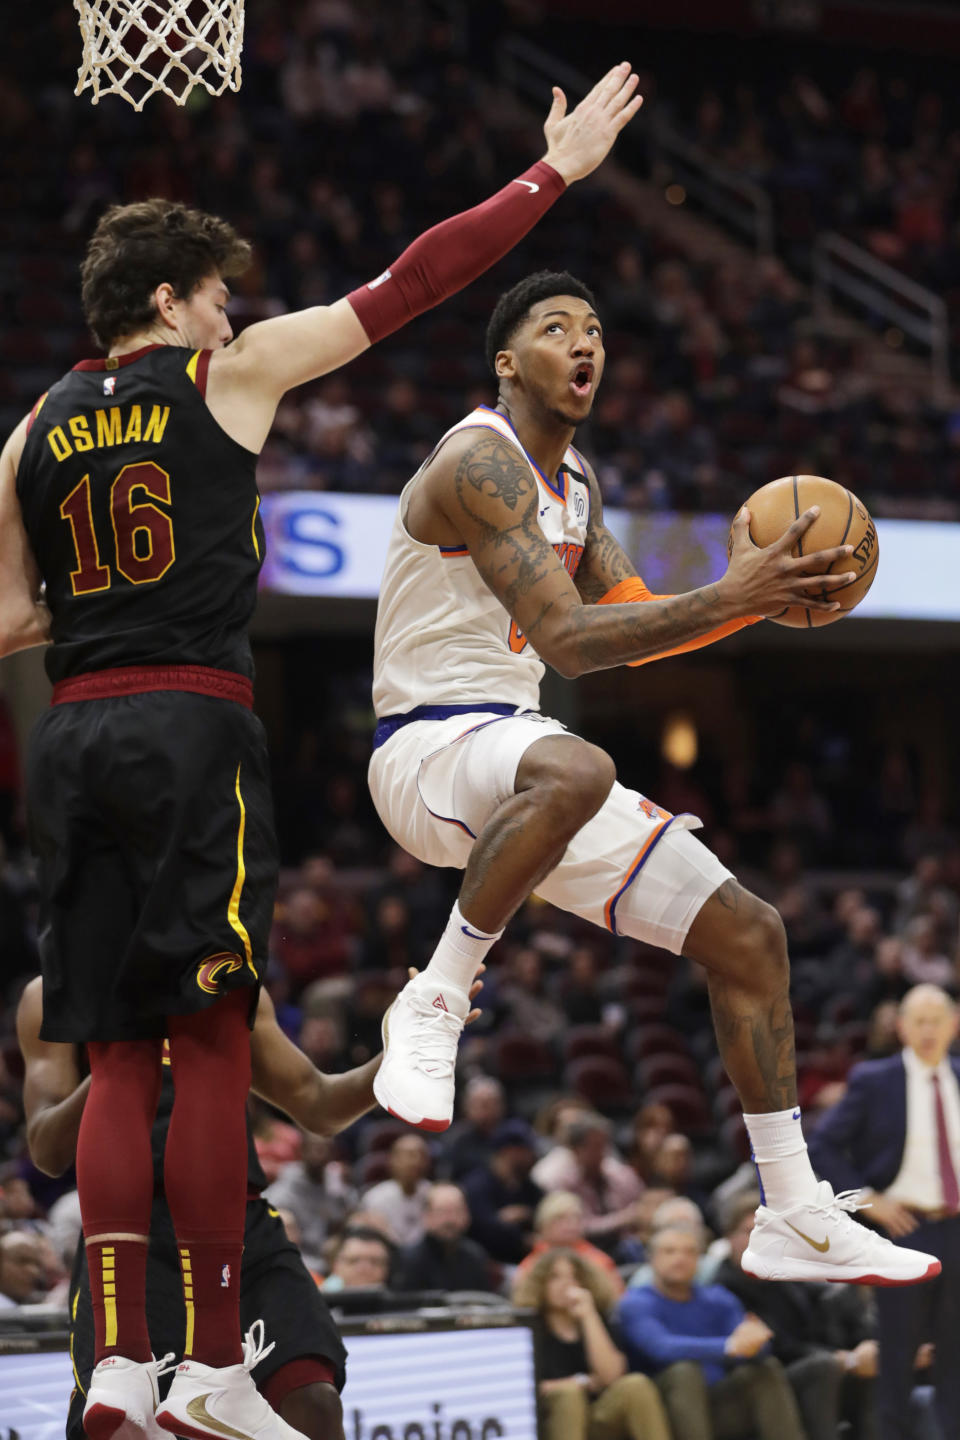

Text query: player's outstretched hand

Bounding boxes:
[406,964,485,1026]
[721,505,857,617]
[542,61,643,185]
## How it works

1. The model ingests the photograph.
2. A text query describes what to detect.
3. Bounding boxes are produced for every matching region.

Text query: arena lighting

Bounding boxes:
[661,710,698,769]
[665,183,687,205]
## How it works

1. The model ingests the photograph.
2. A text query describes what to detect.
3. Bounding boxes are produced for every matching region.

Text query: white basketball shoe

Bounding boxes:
[372,973,470,1131]
[83,1352,176,1440]
[742,1181,941,1285]
[155,1321,302,1440]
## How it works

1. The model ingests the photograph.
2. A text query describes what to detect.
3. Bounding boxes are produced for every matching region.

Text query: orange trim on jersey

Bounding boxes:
[603,817,675,934]
[439,544,469,558]
[26,392,48,435]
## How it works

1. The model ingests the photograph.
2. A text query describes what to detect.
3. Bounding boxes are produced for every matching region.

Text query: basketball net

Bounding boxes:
[74,0,244,110]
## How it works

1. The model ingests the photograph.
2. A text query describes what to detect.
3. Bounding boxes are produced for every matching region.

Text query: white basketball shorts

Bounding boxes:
[368,709,733,954]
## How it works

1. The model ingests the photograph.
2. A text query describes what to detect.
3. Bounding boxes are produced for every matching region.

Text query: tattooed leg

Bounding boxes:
[458,734,615,933]
[682,881,799,1113]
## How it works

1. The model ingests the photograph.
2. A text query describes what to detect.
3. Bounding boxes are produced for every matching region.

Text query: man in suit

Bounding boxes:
[809,983,960,1440]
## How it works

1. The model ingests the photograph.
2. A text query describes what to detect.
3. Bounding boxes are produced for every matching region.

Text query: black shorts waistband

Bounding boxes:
[51,665,254,710]
[373,701,525,750]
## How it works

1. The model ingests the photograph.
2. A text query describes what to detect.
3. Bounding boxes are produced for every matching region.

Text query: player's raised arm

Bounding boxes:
[0,418,51,658]
[16,978,89,1177]
[208,63,643,452]
[434,431,858,678]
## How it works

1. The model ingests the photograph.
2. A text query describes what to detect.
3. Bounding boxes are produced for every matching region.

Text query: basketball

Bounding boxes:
[739,475,879,628]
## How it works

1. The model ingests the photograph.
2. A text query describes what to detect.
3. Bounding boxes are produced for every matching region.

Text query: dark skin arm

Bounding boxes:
[572,464,639,604]
[410,429,855,679]
[16,977,89,1178]
[16,971,485,1172]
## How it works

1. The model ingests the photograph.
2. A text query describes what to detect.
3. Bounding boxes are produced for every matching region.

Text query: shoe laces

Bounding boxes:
[152,1352,178,1380]
[810,1187,871,1223]
[241,1319,276,1373]
[406,990,464,1078]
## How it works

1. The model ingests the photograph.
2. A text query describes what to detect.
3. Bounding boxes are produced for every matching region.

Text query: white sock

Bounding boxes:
[743,1107,820,1211]
[420,900,503,994]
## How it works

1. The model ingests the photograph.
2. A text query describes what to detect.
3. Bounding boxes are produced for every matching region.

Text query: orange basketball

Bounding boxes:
[738,475,879,628]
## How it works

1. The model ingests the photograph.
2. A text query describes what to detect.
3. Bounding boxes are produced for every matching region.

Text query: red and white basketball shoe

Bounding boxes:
[156,1321,301,1440]
[742,1181,941,1285]
[372,973,470,1131]
[83,1352,176,1440]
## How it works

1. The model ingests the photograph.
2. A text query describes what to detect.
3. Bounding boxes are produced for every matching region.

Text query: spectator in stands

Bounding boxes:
[515,1249,671,1440]
[249,1096,302,1185]
[647,1133,711,1217]
[618,1225,806,1440]
[556,945,606,1025]
[497,945,566,1045]
[322,1226,393,1293]
[462,1119,543,1265]
[809,983,960,1440]
[271,884,355,994]
[265,1131,358,1272]
[392,1183,496,1294]
[0,1229,46,1308]
[512,1191,624,1296]
[361,1134,432,1247]
[441,1074,506,1180]
[533,1116,643,1256]
[626,1103,675,1185]
[714,1190,879,1440]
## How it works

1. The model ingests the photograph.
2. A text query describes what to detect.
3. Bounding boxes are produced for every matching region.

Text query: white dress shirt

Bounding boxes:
[886,1047,960,1209]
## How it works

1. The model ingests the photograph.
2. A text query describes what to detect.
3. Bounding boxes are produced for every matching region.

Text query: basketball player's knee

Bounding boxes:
[280,1382,343,1440]
[521,740,615,830]
[737,897,789,985]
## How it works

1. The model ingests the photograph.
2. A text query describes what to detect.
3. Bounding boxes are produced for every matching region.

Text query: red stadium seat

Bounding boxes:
[563,1025,620,1063]
[492,1032,557,1084]
[719,1113,752,1164]
[643,1084,712,1136]
[636,1053,701,1091]
[565,1055,634,1112]
[624,1025,690,1067]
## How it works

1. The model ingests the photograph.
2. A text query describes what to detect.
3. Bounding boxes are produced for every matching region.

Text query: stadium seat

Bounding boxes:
[491,1032,557,1084]
[565,1055,635,1112]
[358,1118,409,1154]
[643,1083,712,1136]
[563,1024,620,1063]
[636,1053,702,1091]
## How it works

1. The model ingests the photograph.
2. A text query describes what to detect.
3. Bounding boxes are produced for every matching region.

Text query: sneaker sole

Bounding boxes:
[372,1003,452,1133]
[84,1404,162,1440]
[742,1252,942,1287]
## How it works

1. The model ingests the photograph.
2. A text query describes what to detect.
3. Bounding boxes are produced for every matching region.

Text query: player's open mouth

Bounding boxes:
[569,362,594,398]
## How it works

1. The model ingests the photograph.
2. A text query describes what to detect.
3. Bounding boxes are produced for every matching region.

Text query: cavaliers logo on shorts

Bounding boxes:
[196,953,244,994]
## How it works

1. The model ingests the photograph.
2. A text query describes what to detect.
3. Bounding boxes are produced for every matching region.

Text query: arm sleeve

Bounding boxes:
[346,162,566,343]
[598,577,761,666]
[617,1290,735,1367]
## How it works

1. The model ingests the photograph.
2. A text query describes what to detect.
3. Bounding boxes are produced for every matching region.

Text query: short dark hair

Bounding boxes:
[81,199,252,350]
[332,1226,393,1261]
[484,270,598,374]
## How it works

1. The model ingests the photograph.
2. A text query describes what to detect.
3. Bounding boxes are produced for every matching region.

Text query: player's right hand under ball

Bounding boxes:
[720,505,857,618]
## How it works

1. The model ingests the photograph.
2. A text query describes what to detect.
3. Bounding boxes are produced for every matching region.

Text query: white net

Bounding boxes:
[74,0,244,111]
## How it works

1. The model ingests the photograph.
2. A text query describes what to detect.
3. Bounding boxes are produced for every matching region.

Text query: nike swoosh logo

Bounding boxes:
[785,1221,830,1253]
[513,179,540,194]
[185,1393,257,1440]
[461,925,488,941]
[792,1110,801,1120]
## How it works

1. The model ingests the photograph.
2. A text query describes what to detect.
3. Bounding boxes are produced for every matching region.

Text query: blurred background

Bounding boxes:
[1,0,960,1324]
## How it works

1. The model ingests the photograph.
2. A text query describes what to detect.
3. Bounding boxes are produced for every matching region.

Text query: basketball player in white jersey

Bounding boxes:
[368,270,939,1287]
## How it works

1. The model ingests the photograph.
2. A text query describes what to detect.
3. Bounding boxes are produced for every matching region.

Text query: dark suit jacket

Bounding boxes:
[809,1052,960,1195]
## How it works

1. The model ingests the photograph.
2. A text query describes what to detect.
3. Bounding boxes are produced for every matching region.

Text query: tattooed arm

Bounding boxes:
[425,429,855,679]
[574,463,639,604]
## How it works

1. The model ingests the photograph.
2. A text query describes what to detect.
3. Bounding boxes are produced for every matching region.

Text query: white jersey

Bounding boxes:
[373,406,591,717]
